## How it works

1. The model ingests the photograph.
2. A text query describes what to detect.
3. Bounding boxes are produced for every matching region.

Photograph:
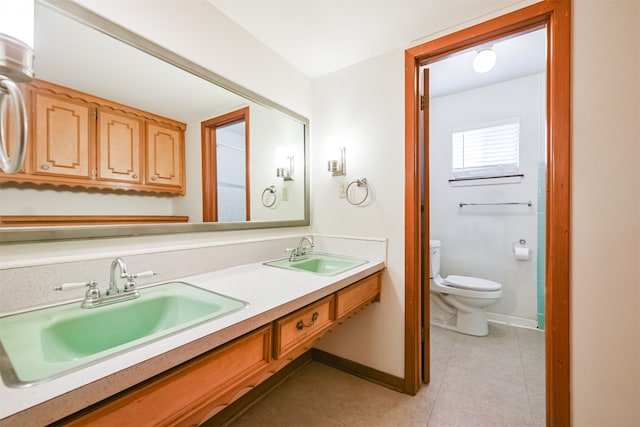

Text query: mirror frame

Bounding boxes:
[0,0,310,243]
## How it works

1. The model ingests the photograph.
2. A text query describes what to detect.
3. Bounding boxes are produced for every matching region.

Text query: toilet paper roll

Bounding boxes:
[514,247,530,261]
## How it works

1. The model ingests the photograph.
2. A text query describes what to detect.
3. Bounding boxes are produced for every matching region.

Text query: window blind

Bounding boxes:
[452,120,520,179]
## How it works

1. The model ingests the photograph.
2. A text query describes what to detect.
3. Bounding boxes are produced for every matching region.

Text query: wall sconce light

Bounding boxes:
[327,147,346,176]
[472,46,496,73]
[0,0,34,174]
[276,156,294,181]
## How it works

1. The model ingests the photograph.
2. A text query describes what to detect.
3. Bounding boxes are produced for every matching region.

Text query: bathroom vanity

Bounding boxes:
[0,246,385,426]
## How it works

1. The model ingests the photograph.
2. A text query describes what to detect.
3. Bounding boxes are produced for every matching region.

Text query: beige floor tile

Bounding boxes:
[429,326,458,366]
[516,327,545,362]
[230,362,432,427]
[522,357,545,391]
[230,324,545,427]
[230,405,348,427]
[425,360,447,401]
[428,402,532,427]
[527,385,546,427]
[448,338,526,385]
[434,365,532,426]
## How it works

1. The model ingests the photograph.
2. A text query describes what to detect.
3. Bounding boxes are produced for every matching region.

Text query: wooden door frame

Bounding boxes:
[201,106,251,222]
[403,1,571,426]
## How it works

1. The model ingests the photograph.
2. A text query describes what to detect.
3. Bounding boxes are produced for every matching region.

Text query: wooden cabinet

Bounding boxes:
[146,122,184,190]
[0,79,186,195]
[96,107,143,184]
[335,272,381,319]
[60,272,382,426]
[64,326,272,427]
[31,89,94,180]
[273,295,335,359]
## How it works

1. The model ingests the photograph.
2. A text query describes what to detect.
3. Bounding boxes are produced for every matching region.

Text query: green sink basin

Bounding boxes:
[0,282,247,387]
[264,253,367,276]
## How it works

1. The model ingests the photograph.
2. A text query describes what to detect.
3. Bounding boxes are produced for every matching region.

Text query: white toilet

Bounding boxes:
[429,240,503,336]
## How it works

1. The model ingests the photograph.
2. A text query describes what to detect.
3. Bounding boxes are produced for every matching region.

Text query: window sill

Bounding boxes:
[449,174,524,187]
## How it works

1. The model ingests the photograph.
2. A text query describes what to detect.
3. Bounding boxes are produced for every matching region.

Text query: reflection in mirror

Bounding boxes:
[0,0,309,242]
[205,109,250,223]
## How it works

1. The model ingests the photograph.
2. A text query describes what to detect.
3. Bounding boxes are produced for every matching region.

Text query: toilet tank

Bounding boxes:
[429,240,441,278]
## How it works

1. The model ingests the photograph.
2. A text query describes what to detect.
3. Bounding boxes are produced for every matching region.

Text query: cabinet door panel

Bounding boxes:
[146,122,184,189]
[64,327,271,427]
[33,93,92,178]
[336,272,381,319]
[273,295,335,359]
[97,109,143,184]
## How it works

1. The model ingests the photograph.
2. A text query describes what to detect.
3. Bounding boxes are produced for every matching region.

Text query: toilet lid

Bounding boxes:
[444,275,502,291]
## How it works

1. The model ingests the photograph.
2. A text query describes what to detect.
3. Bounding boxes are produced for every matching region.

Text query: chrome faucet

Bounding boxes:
[54,257,157,308]
[108,257,128,295]
[288,236,314,261]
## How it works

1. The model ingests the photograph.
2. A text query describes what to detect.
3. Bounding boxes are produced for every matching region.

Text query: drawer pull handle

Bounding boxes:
[296,311,319,330]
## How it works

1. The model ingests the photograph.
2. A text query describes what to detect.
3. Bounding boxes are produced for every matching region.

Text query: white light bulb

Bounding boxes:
[473,48,496,73]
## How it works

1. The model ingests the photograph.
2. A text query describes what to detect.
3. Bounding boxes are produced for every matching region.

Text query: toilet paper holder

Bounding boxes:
[512,239,531,260]
[512,238,527,252]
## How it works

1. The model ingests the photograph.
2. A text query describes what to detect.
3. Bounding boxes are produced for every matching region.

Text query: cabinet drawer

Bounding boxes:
[273,295,335,359]
[336,272,381,319]
[64,326,271,427]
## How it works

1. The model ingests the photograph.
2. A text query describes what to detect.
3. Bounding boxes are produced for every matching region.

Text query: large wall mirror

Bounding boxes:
[0,0,309,243]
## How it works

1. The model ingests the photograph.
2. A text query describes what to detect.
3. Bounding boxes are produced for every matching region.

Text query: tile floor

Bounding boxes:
[228,323,545,427]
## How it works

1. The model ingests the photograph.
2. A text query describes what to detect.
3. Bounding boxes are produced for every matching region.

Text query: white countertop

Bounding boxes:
[0,256,385,423]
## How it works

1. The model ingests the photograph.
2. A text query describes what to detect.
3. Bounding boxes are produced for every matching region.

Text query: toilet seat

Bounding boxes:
[444,275,501,292]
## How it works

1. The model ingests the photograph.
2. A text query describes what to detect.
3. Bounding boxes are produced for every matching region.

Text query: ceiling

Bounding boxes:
[427,28,545,98]
[207,0,540,80]
[67,0,545,98]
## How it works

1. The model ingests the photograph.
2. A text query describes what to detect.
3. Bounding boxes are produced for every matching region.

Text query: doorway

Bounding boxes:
[201,107,251,222]
[421,26,547,422]
[404,2,571,426]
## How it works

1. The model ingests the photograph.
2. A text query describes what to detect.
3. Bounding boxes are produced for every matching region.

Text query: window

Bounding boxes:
[451,119,520,179]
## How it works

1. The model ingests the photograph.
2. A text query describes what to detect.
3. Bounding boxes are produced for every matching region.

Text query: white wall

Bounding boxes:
[572,1,640,426]
[248,107,306,221]
[311,49,406,377]
[173,102,306,222]
[2,0,638,424]
[311,1,640,424]
[73,0,311,118]
[430,74,544,323]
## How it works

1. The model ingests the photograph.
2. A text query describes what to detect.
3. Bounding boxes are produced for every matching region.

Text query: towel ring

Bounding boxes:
[0,77,28,174]
[261,185,277,208]
[346,178,369,206]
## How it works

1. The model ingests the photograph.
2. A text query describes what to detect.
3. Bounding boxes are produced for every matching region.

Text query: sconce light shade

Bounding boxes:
[0,0,35,82]
[327,147,346,176]
[276,156,294,181]
[472,47,496,74]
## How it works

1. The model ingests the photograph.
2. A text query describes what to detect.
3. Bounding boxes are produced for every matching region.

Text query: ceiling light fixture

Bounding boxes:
[472,47,496,73]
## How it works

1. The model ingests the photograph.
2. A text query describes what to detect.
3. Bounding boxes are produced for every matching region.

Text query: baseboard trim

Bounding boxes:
[487,312,540,330]
[311,348,405,392]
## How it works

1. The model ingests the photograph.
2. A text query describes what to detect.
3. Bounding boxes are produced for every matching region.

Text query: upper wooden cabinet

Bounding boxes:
[97,107,144,185]
[146,122,184,190]
[32,89,94,180]
[0,79,186,195]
